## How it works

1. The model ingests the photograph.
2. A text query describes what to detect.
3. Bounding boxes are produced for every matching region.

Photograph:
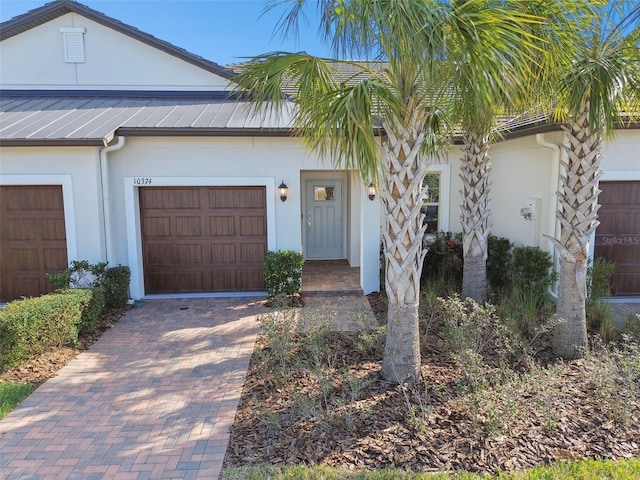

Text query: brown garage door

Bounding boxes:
[0,185,68,302]
[140,186,267,294]
[594,181,640,297]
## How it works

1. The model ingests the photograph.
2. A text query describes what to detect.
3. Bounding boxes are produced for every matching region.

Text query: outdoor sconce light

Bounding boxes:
[278,181,288,202]
[367,182,376,201]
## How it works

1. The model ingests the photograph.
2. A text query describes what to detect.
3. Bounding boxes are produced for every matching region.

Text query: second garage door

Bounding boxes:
[140,186,267,294]
[0,185,68,302]
[594,181,640,297]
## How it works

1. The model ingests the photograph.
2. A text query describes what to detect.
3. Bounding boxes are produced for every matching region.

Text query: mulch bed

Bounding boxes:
[222,292,640,474]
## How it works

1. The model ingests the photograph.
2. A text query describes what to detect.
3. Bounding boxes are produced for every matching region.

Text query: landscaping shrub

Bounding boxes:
[487,235,512,289]
[510,246,556,296]
[65,287,105,334]
[46,260,107,289]
[103,265,131,308]
[421,232,463,290]
[587,257,616,303]
[0,291,91,369]
[47,260,130,310]
[263,250,304,297]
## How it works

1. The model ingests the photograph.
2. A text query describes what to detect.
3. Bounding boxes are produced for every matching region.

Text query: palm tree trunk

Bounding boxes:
[460,134,491,303]
[554,257,588,359]
[548,102,603,359]
[379,114,428,384]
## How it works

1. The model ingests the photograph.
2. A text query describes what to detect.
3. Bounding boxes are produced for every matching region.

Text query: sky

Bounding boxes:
[0,0,333,66]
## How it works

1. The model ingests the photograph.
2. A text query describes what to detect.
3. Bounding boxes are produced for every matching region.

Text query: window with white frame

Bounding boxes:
[422,172,441,234]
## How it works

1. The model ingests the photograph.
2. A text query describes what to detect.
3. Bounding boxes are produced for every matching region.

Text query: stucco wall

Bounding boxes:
[0,146,104,264]
[0,13,231,90]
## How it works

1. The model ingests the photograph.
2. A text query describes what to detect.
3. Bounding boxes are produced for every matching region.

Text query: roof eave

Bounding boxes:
[0,138,107,147]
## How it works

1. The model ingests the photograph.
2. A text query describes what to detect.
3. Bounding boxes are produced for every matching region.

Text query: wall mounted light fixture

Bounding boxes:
[278,181,288,202]
[367,182,376,201]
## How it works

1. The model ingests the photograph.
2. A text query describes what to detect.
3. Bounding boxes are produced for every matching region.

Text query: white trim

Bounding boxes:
[600,170,640,181]
[0,174,78,263]
[427,164,451,232]
[124,176,277,299]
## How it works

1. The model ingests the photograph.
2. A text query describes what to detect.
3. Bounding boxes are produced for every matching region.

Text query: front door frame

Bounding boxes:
[301,171,347,260]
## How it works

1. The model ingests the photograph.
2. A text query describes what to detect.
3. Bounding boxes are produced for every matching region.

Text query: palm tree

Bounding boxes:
[547,1,640,359]
[235,0,546,383]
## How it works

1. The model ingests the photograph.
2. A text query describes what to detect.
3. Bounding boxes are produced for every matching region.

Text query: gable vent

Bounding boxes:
[60,27,86,63]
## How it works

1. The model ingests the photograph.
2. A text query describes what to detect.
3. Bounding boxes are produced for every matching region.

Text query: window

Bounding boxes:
[314,186,335,201]
[422,173,440,234]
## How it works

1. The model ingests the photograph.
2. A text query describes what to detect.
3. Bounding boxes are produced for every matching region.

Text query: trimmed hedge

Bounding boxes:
[0,289,100,370]
[264,250,304,297]
[103,266,130,309]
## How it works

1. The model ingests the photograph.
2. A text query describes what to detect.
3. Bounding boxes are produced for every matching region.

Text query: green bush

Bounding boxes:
[46,260,108,289]
[103,266,131,309]
[47,261,130,310]
[510,246,556,295]
[0,291,91,370]
[263,250,304,297]
[421,231,463,289]
[67,287,105,334]
[587,257,616,304]
[487,235,512,289]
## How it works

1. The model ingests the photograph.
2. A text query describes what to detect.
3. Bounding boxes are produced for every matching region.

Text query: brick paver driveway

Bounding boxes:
[0,298,263,480]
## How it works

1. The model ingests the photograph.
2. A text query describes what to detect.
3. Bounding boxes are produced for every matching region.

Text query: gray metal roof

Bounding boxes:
[0,91,295,146]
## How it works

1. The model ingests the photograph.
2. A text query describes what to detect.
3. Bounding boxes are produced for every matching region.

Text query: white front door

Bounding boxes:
[305,180,343,258]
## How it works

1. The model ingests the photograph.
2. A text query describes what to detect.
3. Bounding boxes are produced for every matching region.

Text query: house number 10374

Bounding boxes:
[133,177,152,185]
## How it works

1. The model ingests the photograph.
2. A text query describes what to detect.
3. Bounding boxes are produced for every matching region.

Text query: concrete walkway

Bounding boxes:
[0,294,376,479]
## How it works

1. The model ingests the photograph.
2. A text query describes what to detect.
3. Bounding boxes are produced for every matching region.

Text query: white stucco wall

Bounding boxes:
[601,130,640,177]
[0,13,231,90]
[102,136,379,297]
[0,146,104,265]
[446,128,640,255]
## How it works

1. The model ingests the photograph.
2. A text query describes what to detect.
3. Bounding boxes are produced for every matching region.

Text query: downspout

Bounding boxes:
[100,136,126,265]
[536,133,561,297]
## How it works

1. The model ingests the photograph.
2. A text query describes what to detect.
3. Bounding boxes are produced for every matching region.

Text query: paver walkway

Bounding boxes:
[0,298,264,480]
[0,293,377,479]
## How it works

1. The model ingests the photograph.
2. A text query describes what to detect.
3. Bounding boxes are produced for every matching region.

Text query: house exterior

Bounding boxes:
[1,0,639,303]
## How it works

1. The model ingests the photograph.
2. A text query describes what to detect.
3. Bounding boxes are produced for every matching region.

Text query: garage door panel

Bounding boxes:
[4,219,39,240]
[140,186,266,293]
[175,271,206,292]
[141,188,201,209]
[175,216,202,236]
[44,248,68,270]
[7,248,40,270]
[211,244,235,262]
[144,217,172,237]
[211,270,236,290]
[175,244,204,264]
[42,219,67,240]
[241,244,267,262]
[210,216,235,235]
[1,185,68,302]
[240,216,266,236]
[145,272,174,293]
[144,244,172,265]
[238,270,266,290]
